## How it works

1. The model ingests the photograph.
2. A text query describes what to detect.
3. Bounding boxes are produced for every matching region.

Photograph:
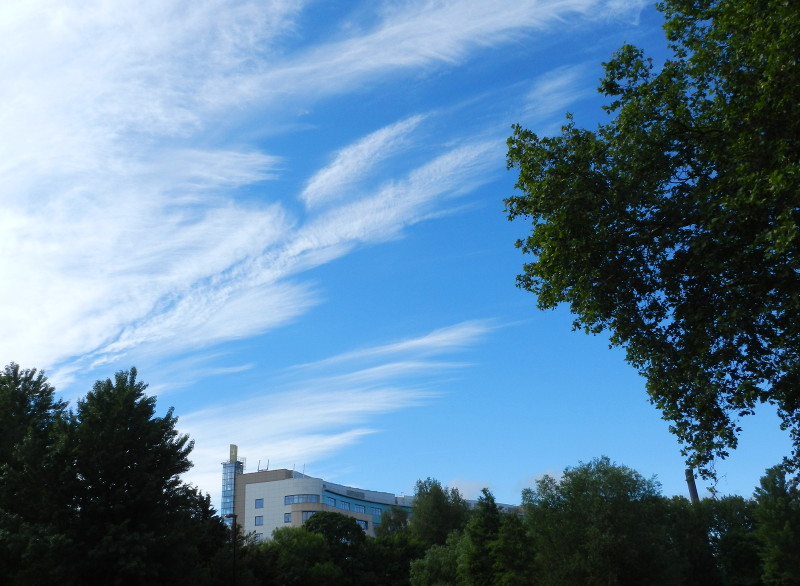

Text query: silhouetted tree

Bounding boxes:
[410,478,469,547]
[755,466,800,585]
[523,457,681,585]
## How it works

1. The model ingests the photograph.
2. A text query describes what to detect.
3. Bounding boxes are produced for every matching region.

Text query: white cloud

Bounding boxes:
[297,319,496,369]
[301,115,425,209]
[524,65,594,123]
[0,0,642,383]
[179,320,492,504]
[242,0,644,103]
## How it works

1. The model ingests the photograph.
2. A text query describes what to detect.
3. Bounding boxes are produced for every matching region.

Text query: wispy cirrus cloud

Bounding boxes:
[248,0,645,101]
[180,320,493,500]
[296,320,497,370]
[524,64,596,124]
[301,115,425,209]
[1,0,644,387]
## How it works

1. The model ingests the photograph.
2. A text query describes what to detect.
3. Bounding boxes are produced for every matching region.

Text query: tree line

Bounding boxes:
[2,363,799,585]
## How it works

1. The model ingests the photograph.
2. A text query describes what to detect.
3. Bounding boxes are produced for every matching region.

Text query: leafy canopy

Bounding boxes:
[505,0,800,478]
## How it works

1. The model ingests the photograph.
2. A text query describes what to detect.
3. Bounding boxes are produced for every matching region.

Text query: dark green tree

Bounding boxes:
[410,478,470,546]
[67,367,197,585]
[0,363,72,585]
[462,488,501,585]
[491,511,536,586]
[376,505,411,538]
[505,0,800,477]
[665,496,722,586]
[754,466,800,585]
[363,531,427,586]
[707,496,761,586]
[0,365,231,585]
[665,495,762,586]
[523,457,680,585]
[304,510,367,559]
[260,527,345,585]
[409,531,466,586]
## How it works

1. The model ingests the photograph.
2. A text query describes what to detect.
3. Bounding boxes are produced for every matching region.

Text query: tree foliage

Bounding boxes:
[410,478,470,547]
[462,488,501,585]
[754,466,800,585]
[0,364,71,584]
[505,0,800,477]
[376,505,411,538]
[68,368,197,585]
[409,531,466,586]
[522,457,680,585]
[0,364,227,586]
[4,361,798,584]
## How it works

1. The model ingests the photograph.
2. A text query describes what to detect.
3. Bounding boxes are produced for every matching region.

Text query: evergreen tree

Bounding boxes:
[462,488,501,585]
[66,368,196,585]
[0,363,71,585]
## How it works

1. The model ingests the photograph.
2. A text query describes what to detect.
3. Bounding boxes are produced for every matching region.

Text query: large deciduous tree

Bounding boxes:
[505,0,800,477]
[523,457,680,585]
[409,477,470,546]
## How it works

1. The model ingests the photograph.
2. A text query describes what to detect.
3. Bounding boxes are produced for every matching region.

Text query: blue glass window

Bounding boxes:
[285,494,320,505]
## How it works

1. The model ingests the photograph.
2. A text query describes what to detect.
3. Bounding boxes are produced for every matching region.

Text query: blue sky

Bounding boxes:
[1,0,789,508]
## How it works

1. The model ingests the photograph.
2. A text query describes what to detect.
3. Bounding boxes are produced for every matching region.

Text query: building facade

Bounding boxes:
[222,445,413,540]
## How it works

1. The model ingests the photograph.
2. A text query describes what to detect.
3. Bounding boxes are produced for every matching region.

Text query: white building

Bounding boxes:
[221,445,413,540]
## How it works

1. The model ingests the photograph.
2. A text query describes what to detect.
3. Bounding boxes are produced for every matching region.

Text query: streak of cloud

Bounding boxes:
[0,0,644,387]
[180,320,490,502]
[297,320,496,369]
[301,115,425,209]
[524,65,594,124]
[246,0,645,102]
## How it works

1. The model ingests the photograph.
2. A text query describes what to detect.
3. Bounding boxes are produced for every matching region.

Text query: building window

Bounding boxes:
[372,507,382,516]
[284,513,292,523]
[255,498,264,509]
[302,511,316,522]
[325,496,336,506]
[353,504,365,513]
[285,494,321,505]
[255,533,264,541]
[356,519,368,531]
[338,501,350,511]
[254,516,264,526]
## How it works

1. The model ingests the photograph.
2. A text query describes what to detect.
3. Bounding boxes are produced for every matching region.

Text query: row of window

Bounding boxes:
[324,497,380,516]
[255,495,383,519]
[284,494,320,505]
